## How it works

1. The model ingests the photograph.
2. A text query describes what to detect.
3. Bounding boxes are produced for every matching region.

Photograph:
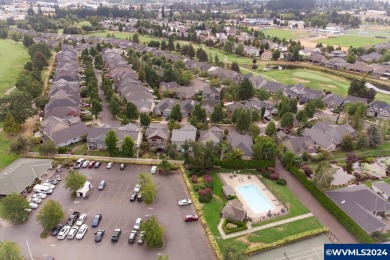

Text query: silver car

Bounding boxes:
[67,226,79,239]
[57,225,71,240]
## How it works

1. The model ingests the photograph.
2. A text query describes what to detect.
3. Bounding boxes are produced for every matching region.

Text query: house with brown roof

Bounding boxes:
[221,199,247,222]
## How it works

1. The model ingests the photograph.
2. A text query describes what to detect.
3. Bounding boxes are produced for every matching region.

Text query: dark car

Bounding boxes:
[66,212,80,226]
[128,230,137,244]
[94,162,101,168]
[94,229,105,242]
[137,194,143,202]
[111,228,121,242]
[91,214,102,227]
[50,224,63,237]
[130,192,138,202]
[120,163,126,170]
[98,180,106,190]
[184,214,199,222]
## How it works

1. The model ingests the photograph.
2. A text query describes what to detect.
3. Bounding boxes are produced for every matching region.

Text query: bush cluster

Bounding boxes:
[215,160,274,169]
[222,219,248,234]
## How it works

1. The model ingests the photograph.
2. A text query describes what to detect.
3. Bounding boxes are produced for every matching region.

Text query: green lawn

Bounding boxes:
[0,132,18,171]
[261,28,308,40]
[365,178,390,188]
[331,141,390,162]
[258,69,390,103]
[315,35,389,48]
[0,39,29,96]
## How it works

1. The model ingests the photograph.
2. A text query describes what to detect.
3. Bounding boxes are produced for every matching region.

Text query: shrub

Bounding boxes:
[301,166,313,178]
[277,178,287,186]
[226,223,238,230]
[40,229,49,239]
[198,187,212,196]
[199,193,212,203]
[191,175,198,183]
[215,159,274,169]
[270,172,280,180]
[193,183,206,192]
[261,171,272,179]
[61,159,74,168]
[222,219,248,234]
[57,146,68,154]
[226,195,238,200]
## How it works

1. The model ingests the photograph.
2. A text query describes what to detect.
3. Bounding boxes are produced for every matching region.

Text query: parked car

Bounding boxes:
[106,162,114,169]
[88,161,96,168]
[128,230,137,244]
[130,192,138,202]
[134,184,141,192]
[98,180,106,190]
[75,213,87,226]
[29,203,38,209]
[50,224,63,237]
[137,231,145,244]
[94,229,105,242]
[81,160,90,168]
[91,214,102,227]
[29,198,42,204]
[184,214,199,222]
[120,163,126,170]
[57,225,71,240]
[66,212,80,226]
[151,166,157,174]
[67,226,79,239]
[133,218,142,230]
[73,158,84,169]
[45,179,58,185]
[42,183,55,190]
[25,208,32,214]
[82,103,92,107]
[76,224,88,240]
[111,228,121,242]
[94,162,101,168]
[33,193,47,199]
[178,199,192,206]
[55,175,61,181]
[137,194,143,202]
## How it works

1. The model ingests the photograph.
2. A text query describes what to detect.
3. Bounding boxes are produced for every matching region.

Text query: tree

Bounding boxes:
[296,110,308,126]
[32,51,48,71]
[177,71,193,86]
[346,53,356,63]
[238,78,254,100]
[28,42,51,59]
[141,216,165,248]
[65,170,87,194]
[252,137,277,161]
[23,35,34,47]
[214,54,220,66]
[9,136,35,155]
[36,200,64,230]
[272,49,281,60]
[281,150,296,168]
[347,78,376,102]
[15,70,42,98]
[223,41,234,53]
[265,121,277,137]
[235,109,252,134]
[192,104,207,122]
[341,135,354,152]
[313,162,335,190]
[140,113,151,127]
[170,104,182,121]
[367,125,384,147]
[126,101,139,120]
[132,33,140,43]
[196,48,208,62]
[281,112,294,131]
[105,130,118,156]
[249,124,260,138]
[256,88,271,101]
[157,254,169,260]
[109,98,120,117]
[143,180,157,205]
[175,42,181,53]
[222,245,248,260]
[163,67,178,82]
[158,159,174,173]
[91,98,102,119]
[1,193,29,223]
[3,112,20,135]
[138,172,153,186]
[167,38,175,52]
[0,240,23,260]
[211,104,223,123]
[235,43,245,56]
[121,136,135,157]
[231,62,240,72]
[187,44,195,58]
[38,140,57,156]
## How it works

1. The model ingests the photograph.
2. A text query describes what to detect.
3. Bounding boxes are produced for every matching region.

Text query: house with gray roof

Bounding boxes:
[372,182,390,201]
[244,98,276,117]
[160,81,179,92]
[221,199,247,222]
[261,81,285,94]
[154,98,179,117]
[176,86,195,99]
[302,121,356,151]
[367,101,390,120]
[284,84,323,104]
[343,95,367,105]
[325,185,390,234]
[199,126,224,144]
[203,86,221,100]
[146,124,170,152]
[171,124,197,151]
[322,94,345,110]
[226,133,253,159]
[180,99,199,117]
[0,158,53,197]
[347,61,373,74]
[202,100,221,115]
[249,76,267,89]
[278,132,316,156]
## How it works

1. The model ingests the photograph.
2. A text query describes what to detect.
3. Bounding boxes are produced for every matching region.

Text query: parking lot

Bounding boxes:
[0,163,214,260]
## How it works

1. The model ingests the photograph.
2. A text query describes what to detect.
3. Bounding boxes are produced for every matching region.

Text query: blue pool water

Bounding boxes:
[237,184,275,214]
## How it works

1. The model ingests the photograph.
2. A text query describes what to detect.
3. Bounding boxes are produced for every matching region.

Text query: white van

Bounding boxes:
[33,184,53,194]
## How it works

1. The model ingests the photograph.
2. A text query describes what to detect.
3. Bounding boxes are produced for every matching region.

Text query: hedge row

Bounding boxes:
[215,160,274,169]
[179,165,223,260]
[288,166,375,243]
[246,227,329,255]
[222,219,248,235]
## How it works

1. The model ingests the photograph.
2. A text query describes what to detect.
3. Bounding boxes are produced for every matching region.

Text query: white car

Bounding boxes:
[151,166,157,174]
[57,225,71,240]
[133,218,142,230]
[76,224,88,240]
[33,193,47,199]
[134,184,141,192]
[29,198,42,204]
[29,203,38,209]
[178,199,192,206]
[81,160,90,168]
[42,183,55,190]
[106,162,114,169]
[76,213,87,226]
[67,226,79,239]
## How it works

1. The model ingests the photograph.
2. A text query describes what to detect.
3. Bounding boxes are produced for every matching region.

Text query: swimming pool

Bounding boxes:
[237,184,275,214]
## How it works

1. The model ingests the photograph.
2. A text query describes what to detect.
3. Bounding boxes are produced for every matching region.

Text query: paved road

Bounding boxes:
[275,159,357,243]
[95,69,121,127]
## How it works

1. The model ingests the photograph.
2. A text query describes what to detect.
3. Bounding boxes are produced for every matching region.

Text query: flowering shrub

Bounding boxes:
[191,175,198,183]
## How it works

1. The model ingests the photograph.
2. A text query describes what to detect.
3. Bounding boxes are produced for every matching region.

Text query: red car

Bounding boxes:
[184,214,199,222]
[88,161,96,168]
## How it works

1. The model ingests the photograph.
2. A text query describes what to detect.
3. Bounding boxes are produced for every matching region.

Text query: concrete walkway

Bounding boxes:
[218,213,314,239]
[275,159,358,243]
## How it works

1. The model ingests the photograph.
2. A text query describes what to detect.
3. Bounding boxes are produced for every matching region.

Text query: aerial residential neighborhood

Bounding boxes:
[1,0,390,259]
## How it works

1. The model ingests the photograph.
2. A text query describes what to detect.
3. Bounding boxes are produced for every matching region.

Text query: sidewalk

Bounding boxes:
[217,213,314,239]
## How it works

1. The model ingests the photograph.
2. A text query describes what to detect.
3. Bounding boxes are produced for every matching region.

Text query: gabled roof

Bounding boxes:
[180,99,199,114]
[221,199,246,222]
[171,124,197,142]
[226,133,253,157]
[154,98,179,113]
[147,128,169,140]
[372,182,390,197]
[49,122,90,145]
[322,94,345,108]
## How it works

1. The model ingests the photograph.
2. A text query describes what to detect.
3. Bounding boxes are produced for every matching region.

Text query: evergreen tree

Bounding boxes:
[238,78,254,100]
[126,101,139,120]
[281,112,294,131]
[170,104,182,121]
[231,62,240,72]
[236,109,252,134]
[265,121,276,137]
[3,112,20,135]
[132,33,140,43]
[121,136,135,157]
[167,38,175,51]
[175,42,181,53]
[105,130,118,156]
[140,113,151,127]
[188,44,196,58]
[196,48,208,62]
[211,104,223,123]
[160,40,167,50]
[214,54,220,65]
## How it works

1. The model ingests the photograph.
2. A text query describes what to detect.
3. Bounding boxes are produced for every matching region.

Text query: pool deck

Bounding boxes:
[219,173,285,221]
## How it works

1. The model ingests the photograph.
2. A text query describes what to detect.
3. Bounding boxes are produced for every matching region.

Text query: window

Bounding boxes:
[151,139,156,142]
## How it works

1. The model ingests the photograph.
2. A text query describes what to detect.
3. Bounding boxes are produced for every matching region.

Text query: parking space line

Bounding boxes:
[119,184,130,202]
[96,191,104,202]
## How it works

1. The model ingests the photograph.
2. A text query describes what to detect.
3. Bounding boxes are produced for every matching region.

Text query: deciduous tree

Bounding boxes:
[38,140,57,156]
[170,104,182,121]
[367,125,384,147]
[126,101,139,120]
[0,240,23,260]
[36,200,64,230]
[121,136,135,157]
[64,171,87,194]
[265,121,277,137]
[140,113,151,127]
[141,216,165,248]
[105,130,118,156]
[1,193,29,223]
